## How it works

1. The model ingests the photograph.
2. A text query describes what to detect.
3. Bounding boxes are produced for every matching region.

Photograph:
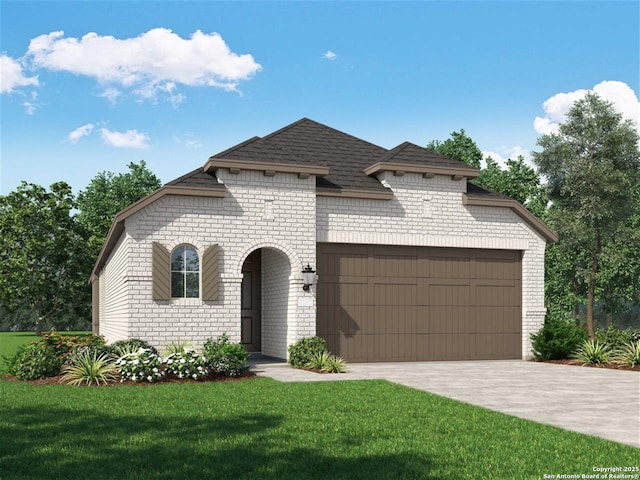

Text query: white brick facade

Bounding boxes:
[98,167,547,360]
[98,169,317,356]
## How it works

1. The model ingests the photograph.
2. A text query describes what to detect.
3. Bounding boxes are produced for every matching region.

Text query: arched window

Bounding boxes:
[171,245,199,298]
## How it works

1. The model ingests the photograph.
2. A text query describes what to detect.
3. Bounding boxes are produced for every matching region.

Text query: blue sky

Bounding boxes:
[1,1,638,195]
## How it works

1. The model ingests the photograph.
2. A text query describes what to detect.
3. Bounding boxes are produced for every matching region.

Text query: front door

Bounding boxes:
[241,250,262,352]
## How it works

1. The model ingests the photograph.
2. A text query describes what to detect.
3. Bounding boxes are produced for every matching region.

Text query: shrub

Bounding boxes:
[111,339,159,357]
[595,325,635,350]
[165,348,209,380]
[203,334,249,377]
[288,336,327,368]
[60,350,118,386]
[531,318,588,360]
[72,344,118,361]
[39,331,106,360]
[115,348,164,383]
[572,340,613,365]
[8,344,62,380]
[614,341,640,367]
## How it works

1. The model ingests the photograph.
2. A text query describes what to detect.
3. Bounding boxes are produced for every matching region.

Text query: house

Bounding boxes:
[90,118,556,362]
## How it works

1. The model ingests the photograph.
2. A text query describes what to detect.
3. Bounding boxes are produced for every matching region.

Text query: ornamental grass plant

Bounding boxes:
[571,339,613,365]
[614,340,640,367]
[60,349,118,386]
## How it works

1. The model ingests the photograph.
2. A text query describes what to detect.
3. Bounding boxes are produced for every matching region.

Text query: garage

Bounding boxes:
[316,243,522,362]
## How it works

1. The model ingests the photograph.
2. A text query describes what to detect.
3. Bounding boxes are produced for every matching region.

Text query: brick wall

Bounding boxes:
[99,167,547,359]
[107,168,316,355]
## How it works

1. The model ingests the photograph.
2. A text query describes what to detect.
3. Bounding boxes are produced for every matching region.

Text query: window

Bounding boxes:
[171,245,199,298]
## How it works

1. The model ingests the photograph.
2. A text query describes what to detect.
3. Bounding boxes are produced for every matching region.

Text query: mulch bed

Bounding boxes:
[534,359,640,372]
[1,370,259,386]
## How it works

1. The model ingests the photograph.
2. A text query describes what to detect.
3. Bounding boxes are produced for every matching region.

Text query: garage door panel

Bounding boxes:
[338,283,367,305]
[317,243,521,362]
[429,256,471,278]
[373,283,417,305]
[374,334,415,361]
[373,255,417,278]
[472,333,520,359]
[475,307,521,333]
[476,258,516,280]
[475,285,519,307]
[430,284,470,306]
[374,306,416,334]
[336,334,371,363]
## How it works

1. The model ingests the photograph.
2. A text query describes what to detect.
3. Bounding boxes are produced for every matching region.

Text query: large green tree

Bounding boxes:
[0,182,91,333]
[76,161,161,259]
[532,93,640,337]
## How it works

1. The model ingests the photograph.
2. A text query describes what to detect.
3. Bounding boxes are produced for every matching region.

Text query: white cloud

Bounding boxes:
[323,50,337,60]
[25,28,261,102]
[100,128,149,148]
[22,91,40,115]
[0,54,39,93]
[98,87,122,104]
[534,81,640,135]
[68,123,95,143]
[172,134,202,149]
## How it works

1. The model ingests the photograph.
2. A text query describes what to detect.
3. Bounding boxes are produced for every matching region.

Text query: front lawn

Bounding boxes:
[1,332,636,478]
[0,379,637,479]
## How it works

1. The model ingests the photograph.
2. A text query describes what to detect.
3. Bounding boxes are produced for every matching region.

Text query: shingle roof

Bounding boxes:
[168,118,480,192]
[209,118,390,191]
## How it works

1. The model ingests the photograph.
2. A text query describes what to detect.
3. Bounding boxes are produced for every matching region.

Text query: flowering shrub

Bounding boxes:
[115,348,164,383]
[165,348,209,380]
[38,331,106,361]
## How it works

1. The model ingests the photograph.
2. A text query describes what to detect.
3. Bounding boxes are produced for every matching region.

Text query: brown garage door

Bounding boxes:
[316,243,522,362]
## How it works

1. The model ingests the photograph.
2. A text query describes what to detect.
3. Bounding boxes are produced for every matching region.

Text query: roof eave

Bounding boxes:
[316,187,394,200]
[204,158,330,177]
[462,193,558,242]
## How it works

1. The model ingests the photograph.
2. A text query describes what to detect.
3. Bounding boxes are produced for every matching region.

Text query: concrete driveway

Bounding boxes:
[249,359,640,448]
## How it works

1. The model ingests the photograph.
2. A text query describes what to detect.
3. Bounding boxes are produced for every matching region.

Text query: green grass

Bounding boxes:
[0,331,637,479]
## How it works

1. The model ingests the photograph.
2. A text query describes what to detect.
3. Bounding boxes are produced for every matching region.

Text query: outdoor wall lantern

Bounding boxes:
[302,264,316,291]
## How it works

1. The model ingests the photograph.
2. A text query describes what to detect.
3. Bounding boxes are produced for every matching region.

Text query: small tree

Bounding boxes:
[0,182,91,333]
[76,161,161,260]
[426,129,482,168]
[533,93,640,338]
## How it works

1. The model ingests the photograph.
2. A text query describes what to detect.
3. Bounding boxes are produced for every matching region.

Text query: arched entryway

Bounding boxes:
[239,246,293,358]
